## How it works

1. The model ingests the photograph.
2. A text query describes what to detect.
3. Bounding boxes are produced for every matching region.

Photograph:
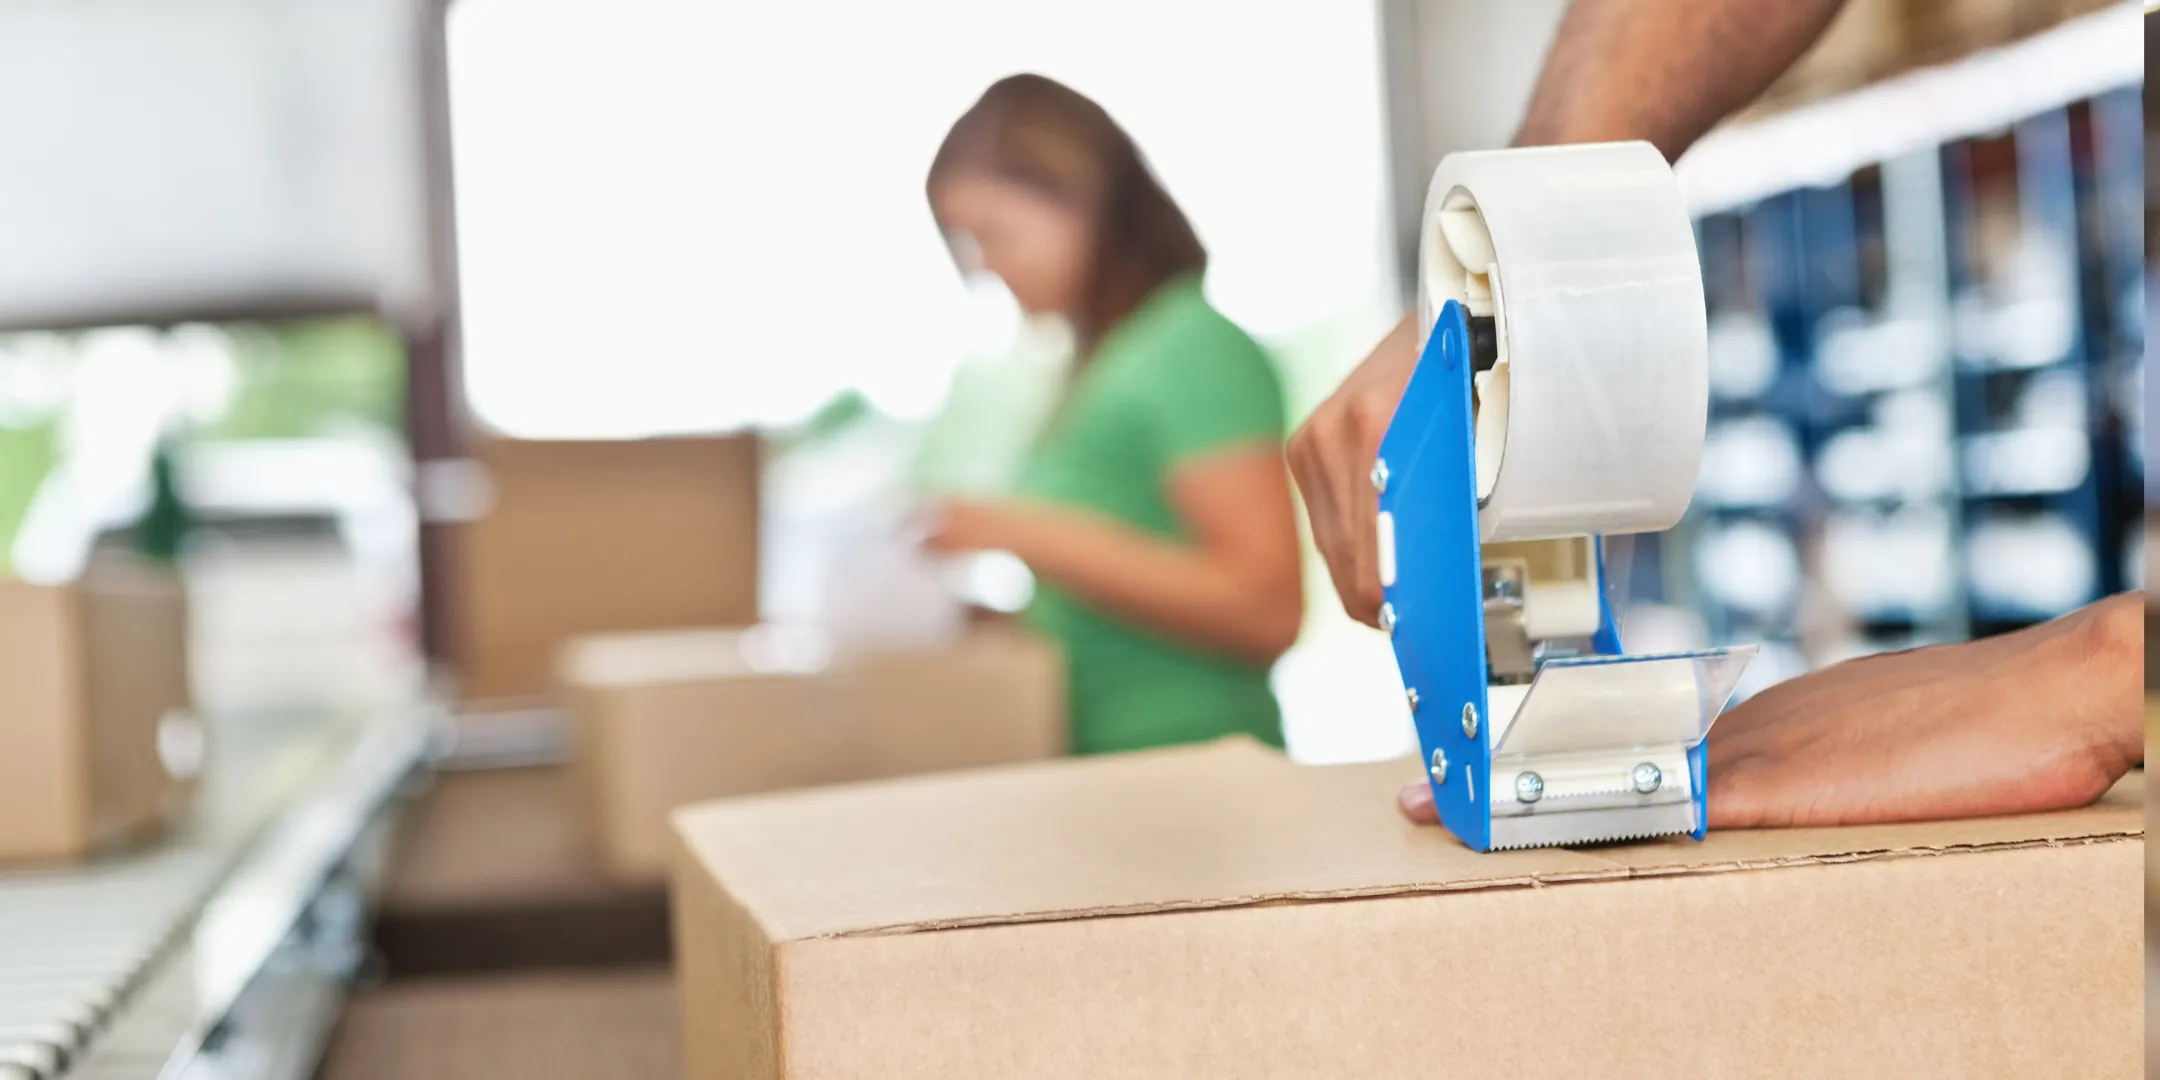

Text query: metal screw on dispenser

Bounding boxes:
[1379,602,1397,635]
[1429,747,1448,783]
[1461,702,1478,739]
[1631,762,1663,794]
[1370,458,1390,494]
[1405,687,1420,713]
[1515,771,1544,804]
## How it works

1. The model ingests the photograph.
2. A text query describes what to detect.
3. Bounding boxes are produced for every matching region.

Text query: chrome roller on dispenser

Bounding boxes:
[1375,140,1755,852]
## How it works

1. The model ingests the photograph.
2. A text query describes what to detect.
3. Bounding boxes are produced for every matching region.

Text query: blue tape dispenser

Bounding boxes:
[1375,142,1756,852]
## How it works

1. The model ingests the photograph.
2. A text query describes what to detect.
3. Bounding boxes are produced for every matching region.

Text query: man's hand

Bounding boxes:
[1398,593,2144,829]
[1286,314,1418,627]
[1705,594,2141,828]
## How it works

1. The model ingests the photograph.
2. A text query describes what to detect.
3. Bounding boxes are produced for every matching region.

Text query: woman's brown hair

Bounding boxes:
[927,73,1207,358]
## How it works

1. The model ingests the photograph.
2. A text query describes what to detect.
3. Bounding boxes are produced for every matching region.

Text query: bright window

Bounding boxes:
[447,0,1396,437]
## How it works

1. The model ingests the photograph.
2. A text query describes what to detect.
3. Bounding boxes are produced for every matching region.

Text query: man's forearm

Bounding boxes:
[1514,0,1849,159]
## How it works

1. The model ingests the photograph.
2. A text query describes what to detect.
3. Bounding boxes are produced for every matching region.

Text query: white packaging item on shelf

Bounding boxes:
[1695,520,1802,616]
[1823,507,1958,616]
[1699,417,1804,508]
[1967,516,2095,615]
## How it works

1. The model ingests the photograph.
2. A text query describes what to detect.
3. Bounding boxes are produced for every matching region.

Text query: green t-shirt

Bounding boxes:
[1018,276,1288,755]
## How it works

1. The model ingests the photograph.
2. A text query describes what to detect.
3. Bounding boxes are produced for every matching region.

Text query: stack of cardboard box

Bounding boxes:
[380,432,774,975]
[444,433,1070,885]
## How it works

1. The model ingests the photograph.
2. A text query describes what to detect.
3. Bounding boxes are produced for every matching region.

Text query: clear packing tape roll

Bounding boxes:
[1417,141,1709,544]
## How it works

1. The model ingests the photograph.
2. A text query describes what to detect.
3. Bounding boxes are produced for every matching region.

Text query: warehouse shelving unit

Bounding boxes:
[1673,28,2143,671]
[2083,86,2147,593]
[1602,5,2146,679]
[1946,109,2097,633]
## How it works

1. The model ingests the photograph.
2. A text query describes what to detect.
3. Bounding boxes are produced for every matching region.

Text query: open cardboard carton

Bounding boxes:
[673,737,2141,1079]
[567,625,1064,883]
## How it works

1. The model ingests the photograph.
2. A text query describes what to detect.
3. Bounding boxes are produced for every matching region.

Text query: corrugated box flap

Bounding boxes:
[672,738,2142,943]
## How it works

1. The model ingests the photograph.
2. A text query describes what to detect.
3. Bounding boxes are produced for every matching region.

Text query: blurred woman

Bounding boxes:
[923,73,1302,755]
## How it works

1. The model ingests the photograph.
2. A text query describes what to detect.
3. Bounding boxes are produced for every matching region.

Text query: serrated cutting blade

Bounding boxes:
[1485,802,1698,851]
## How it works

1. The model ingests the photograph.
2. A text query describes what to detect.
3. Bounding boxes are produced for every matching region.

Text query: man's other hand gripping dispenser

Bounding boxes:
[1376,141,1756,852]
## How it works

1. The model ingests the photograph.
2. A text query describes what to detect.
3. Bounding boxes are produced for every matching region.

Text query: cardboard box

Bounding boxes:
[0,558,194,863]
[567,626,1064,883]
[318,970,680,1080]
[454,435,761,704]
[672,739,2141,1080]
[374,765,673,978]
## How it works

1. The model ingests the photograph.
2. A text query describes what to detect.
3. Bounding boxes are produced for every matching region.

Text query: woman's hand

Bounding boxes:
[920,498,1022,556]
[1286,314,1418,627]
[920,451,1304,665]
[1396,594,2143,830]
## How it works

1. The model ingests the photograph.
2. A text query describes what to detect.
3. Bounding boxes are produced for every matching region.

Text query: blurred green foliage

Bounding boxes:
[0,421,55,579]
[0,317,405,578]
[206,319,406,441]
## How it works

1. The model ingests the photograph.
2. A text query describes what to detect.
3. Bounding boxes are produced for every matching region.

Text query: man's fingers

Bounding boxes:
[1396,781,1439,825]
[1295,407,1384,627]
[1340,319,1417,626]
[1314,398,1389,627]
[1326,549,1377,627]
[1344,396,1395,625]
[1334,461,1381,626]
[1289,424,1372,627]
[1293,312,1420,631]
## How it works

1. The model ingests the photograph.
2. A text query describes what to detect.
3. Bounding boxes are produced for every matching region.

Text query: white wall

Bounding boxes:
[1378,0,1568,287]
[0,0,435,329]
